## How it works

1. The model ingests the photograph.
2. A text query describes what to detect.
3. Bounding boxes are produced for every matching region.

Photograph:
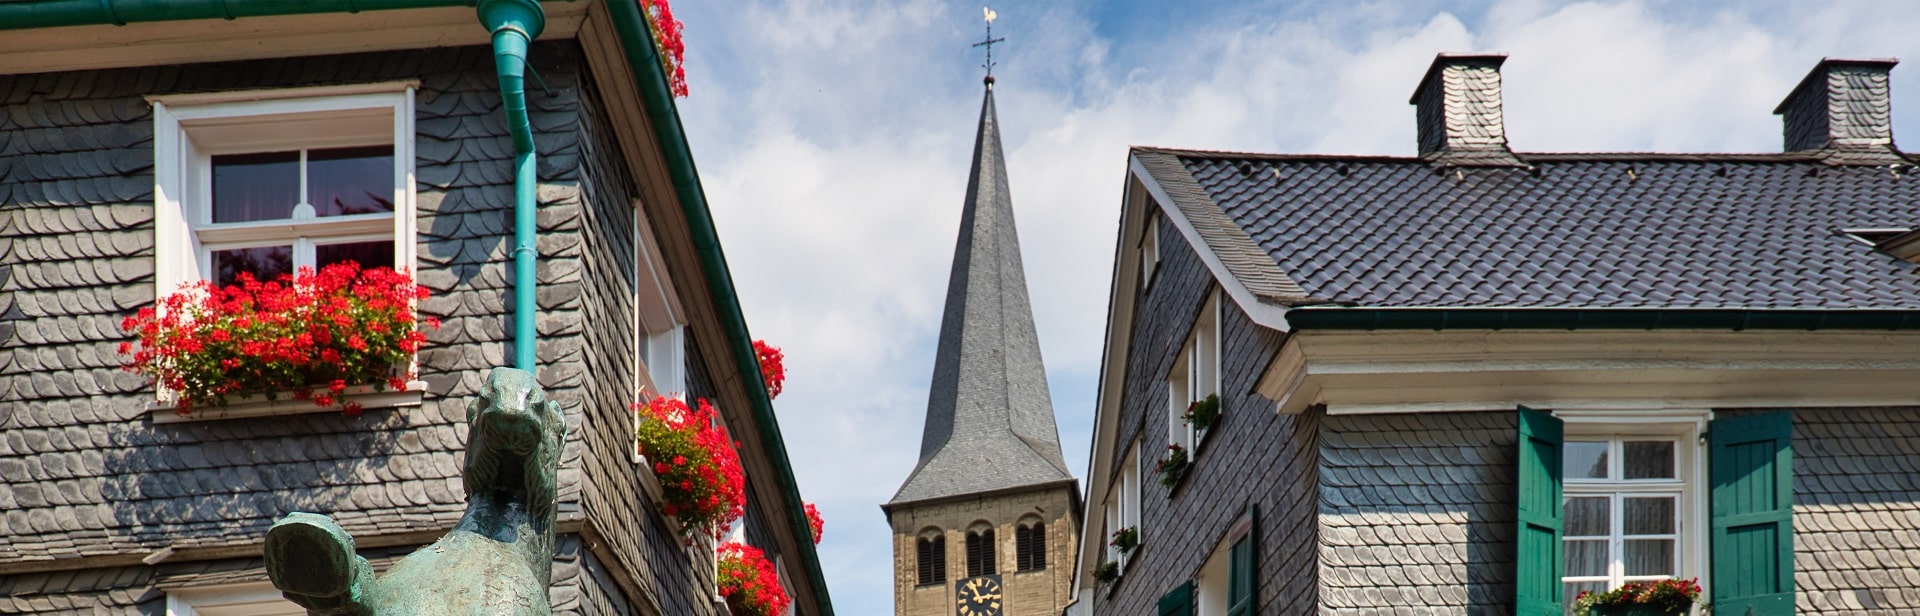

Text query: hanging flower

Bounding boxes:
[718,542,791,616]
[634,395,747,538]
[753,339,786,399]
[118,263,434,416]
[638,0,688,97]
[803,501,824,544]
[1156,443,1190,487]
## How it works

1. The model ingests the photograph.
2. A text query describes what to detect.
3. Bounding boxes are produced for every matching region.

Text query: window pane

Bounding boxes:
[1624,497,1676,535]
[1564,441,1609,479]
[212,246,292,287]
[1563,539,1609,577]
[1564,496,1610,537]
[1624,539,1675,576]
[212,151,299,223]
[1623,441,1676,479]
[309,145,394,217]
[316,241,394,273]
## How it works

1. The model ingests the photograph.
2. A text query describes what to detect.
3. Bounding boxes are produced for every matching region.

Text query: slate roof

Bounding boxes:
[1139,147,1920,311]
[889,84,1072,507]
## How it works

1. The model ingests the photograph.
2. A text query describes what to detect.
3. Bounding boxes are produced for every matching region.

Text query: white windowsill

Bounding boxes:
[148,381,426,424]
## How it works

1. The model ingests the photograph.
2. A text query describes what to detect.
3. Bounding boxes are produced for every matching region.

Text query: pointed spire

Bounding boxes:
[889,82,1072,507]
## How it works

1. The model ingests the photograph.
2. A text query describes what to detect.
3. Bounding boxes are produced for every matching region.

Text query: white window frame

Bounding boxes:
[1168,290,1221,454]
[1194,512,1253,616]
[1140,215,1160,289]
[1555,409,1710,612]
[1105,440,1144,572]
[166,581,304,616]
[152,82,418,300]
[632,199,687,400]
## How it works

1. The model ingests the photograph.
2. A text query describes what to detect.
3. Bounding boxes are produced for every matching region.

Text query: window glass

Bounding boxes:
[1563,441,1609,479]
[1624,539,1675,576]
[1623,441,1676,479]
[317,240,394,272]
[1564,496,1609,536]
[309,145,394,217]
[1624,497,1675,534]
[1565,539,1609,577]
[212,151,299,223]
[213,245,292,287]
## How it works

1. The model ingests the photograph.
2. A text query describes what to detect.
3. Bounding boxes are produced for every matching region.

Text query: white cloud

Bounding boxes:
[670,1,1920,613]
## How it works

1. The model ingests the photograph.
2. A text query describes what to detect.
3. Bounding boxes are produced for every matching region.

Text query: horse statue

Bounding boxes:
[264,367,566,615]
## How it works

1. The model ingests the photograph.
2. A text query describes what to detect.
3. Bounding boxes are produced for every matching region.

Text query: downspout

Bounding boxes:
[476,0,545,371]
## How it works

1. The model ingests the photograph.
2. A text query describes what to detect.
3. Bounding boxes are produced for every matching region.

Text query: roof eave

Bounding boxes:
[1285,307,1920,331]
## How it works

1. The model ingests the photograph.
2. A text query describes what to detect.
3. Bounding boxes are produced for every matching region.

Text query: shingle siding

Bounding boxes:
[0,42,724,615]
[1095,205,1318,614]
[1318,412,1517,613]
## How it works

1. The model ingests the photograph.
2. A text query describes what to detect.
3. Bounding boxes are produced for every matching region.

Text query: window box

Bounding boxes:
[1588,605,1689,616]
[150,381,425,424]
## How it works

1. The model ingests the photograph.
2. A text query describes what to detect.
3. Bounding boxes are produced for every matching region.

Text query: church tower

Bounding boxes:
[884,74,1080,616]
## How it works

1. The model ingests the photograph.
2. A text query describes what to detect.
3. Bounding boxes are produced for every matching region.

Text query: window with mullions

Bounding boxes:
[916,532,946,585]
[1015,518,1046,572]
[965,528,997,577]
[1561,438,1685,604]
[153,83,416,300]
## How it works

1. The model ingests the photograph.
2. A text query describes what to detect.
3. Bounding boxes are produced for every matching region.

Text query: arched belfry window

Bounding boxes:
[916,529,946,585]
[965,523,997,577]
[1016,517,1047,572]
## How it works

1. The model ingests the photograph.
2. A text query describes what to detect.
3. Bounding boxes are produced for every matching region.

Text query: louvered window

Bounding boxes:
[916,536,946,585]
[1016,522,1046,572]
[966,529,996,577]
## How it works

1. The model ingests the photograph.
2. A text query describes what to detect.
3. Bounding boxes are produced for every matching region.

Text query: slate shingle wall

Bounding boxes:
[0,42,711,614]
[1093,205,1318,614]
[1318,412,1517,613]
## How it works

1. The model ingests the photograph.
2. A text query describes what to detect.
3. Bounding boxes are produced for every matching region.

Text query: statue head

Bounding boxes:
[463,367,567,523]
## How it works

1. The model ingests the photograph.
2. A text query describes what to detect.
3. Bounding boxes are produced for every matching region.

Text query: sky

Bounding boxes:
[664,1,1920,613]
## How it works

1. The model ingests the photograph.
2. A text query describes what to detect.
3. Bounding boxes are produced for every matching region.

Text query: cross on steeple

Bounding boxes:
[973,6,1004,84]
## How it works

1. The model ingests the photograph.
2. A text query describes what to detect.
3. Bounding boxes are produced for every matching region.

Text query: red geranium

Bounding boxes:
[638,0,687,97]
[635,395,747,538]
[753,339,785,399]
[803,501,823,545]
[718,542,791,616]
[118,263,434,416]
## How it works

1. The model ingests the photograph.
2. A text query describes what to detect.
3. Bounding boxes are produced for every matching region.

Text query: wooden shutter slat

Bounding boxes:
[1516,406,1564,616]
[1157,581,1194,616]
[1711,411,1795,615]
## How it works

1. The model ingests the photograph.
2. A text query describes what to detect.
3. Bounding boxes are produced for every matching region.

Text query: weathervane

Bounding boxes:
[973,6,1004,85]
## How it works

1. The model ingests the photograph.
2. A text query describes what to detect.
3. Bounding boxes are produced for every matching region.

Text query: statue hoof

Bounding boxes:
[266,512,360,599]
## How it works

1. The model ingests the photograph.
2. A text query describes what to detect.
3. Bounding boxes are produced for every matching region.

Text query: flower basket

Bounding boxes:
[638,0,688,97]
[803,501,824,545]
[1156,444,1190,487]
[635,395,747,538]
[718,542,791,616]
[1574,578,1701,616]
[1109,526,1139,554]
[1183,394,1221,431]
[119,263,434,417]
[754,339,785,399]
[1093,561,1119,585]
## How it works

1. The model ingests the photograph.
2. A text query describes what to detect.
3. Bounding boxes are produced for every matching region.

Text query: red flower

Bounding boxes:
[717,542,791,616]
[118,264,439,416]
[804,502,824,545]
[638,0,689,97]
[752,339,785,399]
[634,395,747,539]
[673,455,687,466]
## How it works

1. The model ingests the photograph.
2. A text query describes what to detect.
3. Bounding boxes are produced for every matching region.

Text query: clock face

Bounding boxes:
[955,574,1004,616]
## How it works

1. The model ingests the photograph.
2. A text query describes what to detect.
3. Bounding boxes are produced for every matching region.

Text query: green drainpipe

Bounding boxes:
[476,0,545,371]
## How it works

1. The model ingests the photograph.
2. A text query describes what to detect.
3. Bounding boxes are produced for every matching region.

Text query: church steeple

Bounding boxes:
[888,81,1072,507]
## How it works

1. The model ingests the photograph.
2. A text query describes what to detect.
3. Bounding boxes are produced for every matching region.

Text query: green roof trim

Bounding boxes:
[0,2,833,612]
[1285,307,1920,331]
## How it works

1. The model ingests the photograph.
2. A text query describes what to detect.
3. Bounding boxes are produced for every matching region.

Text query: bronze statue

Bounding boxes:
[265,367,566,615]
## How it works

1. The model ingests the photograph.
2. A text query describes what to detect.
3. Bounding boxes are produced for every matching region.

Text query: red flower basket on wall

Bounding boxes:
[718,541,791,616]
[753,339,785,399]
[119,263,434,416]
[635,395,747,538]
[639,0,688,97]
[803,501,823,545]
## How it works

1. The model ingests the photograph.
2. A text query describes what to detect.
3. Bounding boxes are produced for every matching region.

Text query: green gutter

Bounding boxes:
[602,2,835,613]
[0,2,832,611]
[1286,308,1920,331]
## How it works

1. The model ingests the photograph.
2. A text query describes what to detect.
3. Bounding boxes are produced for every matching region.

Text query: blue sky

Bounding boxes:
[665,1,1920,613]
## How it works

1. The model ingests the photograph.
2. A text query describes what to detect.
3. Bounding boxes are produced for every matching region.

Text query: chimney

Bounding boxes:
[1775,58,1901,161]
[1410,52,1523,166]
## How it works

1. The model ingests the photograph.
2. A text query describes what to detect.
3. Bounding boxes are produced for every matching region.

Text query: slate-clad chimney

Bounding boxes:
[1410,52,1523,166]
[1775,58,1902,162]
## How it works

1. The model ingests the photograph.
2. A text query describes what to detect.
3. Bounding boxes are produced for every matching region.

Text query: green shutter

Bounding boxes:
[1226,504,1255,616]
[1157,581,1194,616]
[1711,411,1795,615]
[1516,406,1564,616]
